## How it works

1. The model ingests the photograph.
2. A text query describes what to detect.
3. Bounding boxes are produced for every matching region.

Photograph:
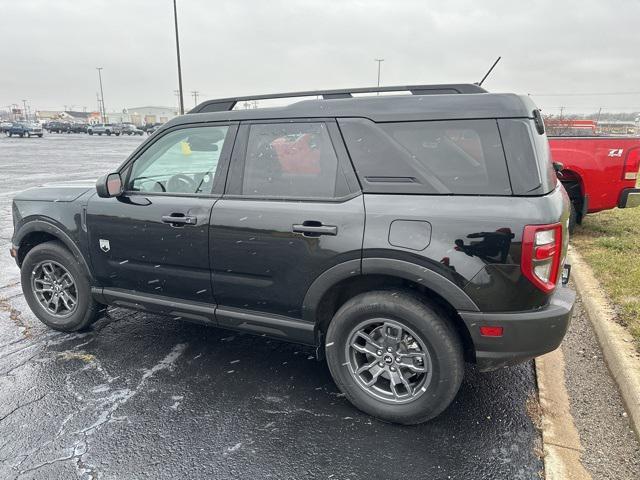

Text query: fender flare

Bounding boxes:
[13,219,94,282]
[302,257,480,324]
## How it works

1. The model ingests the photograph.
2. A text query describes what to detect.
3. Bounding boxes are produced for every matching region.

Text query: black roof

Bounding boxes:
[165,84,537,128]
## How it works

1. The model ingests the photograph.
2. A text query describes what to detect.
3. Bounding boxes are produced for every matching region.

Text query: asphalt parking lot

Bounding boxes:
[0,134,542,479]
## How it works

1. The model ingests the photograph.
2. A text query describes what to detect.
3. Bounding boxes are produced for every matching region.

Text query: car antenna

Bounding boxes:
[477,56,502,87]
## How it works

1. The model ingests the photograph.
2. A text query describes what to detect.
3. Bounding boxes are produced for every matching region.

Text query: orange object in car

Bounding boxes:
[271,133,321,174]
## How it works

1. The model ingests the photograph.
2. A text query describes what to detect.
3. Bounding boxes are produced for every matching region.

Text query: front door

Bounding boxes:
[87,123,236,303]
[211,120,364,320]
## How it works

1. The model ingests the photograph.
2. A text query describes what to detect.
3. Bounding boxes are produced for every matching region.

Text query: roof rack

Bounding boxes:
[189,83,487,113]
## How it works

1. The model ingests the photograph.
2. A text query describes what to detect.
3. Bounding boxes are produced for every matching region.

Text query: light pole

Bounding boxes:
[96,67,105,123]
[173,0,185,115]
[374,58,384,94]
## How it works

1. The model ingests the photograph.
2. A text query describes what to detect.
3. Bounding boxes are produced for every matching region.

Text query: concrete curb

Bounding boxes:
[536,349,591,480]
[567,247,640,439]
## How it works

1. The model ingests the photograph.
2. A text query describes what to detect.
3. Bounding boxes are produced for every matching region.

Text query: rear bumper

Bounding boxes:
[458,286,575,372]
[618,188,640,208]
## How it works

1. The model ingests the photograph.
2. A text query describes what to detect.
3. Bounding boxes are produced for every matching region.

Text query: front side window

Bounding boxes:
[242,122,340,198]
[129,125,228,194]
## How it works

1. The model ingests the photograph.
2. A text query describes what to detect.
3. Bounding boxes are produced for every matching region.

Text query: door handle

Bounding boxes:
[162,214,197,226]
[292,221,338,237]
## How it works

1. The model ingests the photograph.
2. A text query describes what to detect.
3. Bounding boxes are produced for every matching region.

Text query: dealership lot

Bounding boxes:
[0,135,543,479]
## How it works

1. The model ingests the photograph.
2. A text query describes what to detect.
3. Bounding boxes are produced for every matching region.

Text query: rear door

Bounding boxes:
[210,120,364,325]
[86,122,236,303]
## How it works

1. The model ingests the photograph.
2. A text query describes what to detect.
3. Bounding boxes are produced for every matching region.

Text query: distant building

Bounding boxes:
[63,111,101,124]
[36,110,101,124]
[544,119,597,136]
[103,111,131,124]
[36,110,63,122]
[124,106,178,126]
[596,120,638,136]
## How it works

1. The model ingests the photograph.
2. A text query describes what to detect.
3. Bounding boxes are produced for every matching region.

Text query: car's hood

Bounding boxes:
[13,179,96,202]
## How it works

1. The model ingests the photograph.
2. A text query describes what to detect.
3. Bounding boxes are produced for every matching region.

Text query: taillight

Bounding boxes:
[521,223,563,293]
[623,148,640,181]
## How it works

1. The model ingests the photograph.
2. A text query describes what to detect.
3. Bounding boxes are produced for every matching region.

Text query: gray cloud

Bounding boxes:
[2,0,639,114]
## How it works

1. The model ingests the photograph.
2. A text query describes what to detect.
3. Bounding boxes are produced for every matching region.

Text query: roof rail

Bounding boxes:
[189,83,487,113]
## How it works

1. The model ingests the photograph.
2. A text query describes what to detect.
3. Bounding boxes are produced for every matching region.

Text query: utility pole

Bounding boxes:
[96,67,105,123]
[559,106,565,119]
[22,99,27,121]
[174,89,181,113]
[374,59,384,94]
[191,90,199,107]
[173,0,185,115]
[96,93,102,120]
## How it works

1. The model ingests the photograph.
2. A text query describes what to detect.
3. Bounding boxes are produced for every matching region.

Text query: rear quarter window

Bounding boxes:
[339,118,512,195]
[497,119,557,195]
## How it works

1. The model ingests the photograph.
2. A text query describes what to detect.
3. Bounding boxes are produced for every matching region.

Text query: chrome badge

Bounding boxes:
[99,239,110,253]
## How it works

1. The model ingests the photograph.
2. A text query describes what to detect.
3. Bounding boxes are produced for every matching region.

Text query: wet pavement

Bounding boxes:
[0,134,542,479]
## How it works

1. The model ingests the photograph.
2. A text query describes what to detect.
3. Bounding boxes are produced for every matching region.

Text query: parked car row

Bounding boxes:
[39,121,152,136]
[44,121,88,134]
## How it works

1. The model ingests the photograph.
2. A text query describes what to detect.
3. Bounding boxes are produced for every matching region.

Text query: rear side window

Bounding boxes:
[498,119,557,195]
[242,123,341,198]
[339,118,511,195]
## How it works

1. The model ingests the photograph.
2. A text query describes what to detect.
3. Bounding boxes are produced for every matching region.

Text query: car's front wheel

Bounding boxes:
[325,290,464,424]
[21,241,100,332]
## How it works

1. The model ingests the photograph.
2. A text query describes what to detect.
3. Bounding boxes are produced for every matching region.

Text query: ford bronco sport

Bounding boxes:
[11,84,575,424]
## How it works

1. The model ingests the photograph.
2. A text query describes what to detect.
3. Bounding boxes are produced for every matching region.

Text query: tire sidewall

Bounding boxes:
[21,242,96,331]
[325,291,463,424]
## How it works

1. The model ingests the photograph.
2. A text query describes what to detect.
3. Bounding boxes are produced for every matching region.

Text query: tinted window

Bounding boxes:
[242,123,340,198]
[129,125,228,194]
[498,119,556,195]
[340,118,511,195]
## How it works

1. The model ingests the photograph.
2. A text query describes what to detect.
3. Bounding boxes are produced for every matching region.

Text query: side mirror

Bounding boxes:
[96,172,123,198]
[553,161,564,178]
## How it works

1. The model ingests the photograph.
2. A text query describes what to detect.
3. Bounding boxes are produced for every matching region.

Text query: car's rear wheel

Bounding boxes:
[21,241,100,332]
[325,290,464,424]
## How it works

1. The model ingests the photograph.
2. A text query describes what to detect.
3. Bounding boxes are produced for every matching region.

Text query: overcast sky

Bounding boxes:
[2,0,640,115]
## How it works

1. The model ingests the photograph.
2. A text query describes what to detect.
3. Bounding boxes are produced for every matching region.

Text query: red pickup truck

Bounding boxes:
[548,136,640,230]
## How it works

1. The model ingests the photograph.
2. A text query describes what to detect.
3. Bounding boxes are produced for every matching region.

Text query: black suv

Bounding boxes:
[11,84,575,424]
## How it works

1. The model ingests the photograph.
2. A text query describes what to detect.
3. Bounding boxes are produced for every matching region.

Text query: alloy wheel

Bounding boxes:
[345,318,432,404]
[30,260,78,317]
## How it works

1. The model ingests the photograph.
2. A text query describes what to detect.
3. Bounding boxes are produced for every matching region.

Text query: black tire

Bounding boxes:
[325,290,464,425]
[21,241,100,332]
[88,131,93,135]
[569,202,578,234]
